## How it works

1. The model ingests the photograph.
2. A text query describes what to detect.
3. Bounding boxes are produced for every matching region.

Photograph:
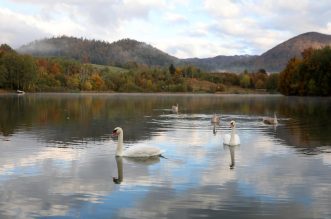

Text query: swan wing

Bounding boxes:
[223,134,240,146]
[223,134,231,145]
[234,134,240,145]
[124,145,163,157]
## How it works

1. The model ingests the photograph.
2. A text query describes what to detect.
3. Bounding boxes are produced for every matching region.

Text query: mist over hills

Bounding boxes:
[18,36,178,68]
[182,54,258,73]
[17,32,331,73]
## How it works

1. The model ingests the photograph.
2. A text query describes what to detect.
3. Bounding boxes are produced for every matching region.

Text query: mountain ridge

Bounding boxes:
[254,32,331,72]
[17,32,331,73]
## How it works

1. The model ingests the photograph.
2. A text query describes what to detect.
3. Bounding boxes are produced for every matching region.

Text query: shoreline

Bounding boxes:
[0,89,281,96]
[0,88,278,95]
[3,90,331,98]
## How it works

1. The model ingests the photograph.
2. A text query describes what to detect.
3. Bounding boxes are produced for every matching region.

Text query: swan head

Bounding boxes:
[230,120,236,128]
[112,127,123,137]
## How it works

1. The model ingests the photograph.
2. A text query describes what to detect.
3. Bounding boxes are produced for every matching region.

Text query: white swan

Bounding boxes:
[211,114,220,124]
[223,120,240,146]
[263,113,278,125]
[172,104,178,113]
[112,127,163,157]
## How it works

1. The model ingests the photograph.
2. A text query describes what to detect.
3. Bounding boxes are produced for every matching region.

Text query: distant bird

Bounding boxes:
[263,113,278,125]
[223,120,240,146]
[112,127,164,157]
[211,114,220,124]
[172,104,178,114]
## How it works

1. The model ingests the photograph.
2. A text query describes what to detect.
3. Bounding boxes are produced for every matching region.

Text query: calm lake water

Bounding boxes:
[0,93,331,219]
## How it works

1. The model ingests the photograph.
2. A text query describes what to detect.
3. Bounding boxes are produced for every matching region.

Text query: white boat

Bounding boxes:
[16,89,25,94]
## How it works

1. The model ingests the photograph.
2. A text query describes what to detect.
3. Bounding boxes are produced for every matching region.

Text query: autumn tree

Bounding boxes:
[279,47,331,96]
[169,64,176,75]
[240,74,251,88]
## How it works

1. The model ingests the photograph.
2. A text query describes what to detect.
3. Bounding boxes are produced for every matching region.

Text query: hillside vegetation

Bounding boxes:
[1,44,278,93]
[19,36,178,68]
[279,46,331,96]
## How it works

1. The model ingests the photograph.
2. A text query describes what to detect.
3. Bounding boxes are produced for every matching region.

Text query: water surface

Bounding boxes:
[1,93,331,219]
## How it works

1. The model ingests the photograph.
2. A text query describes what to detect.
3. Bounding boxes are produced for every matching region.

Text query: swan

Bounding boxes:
[211,114,220,124]
[223,120,240,146]
[263,113,278,125]
[112,127,163,157]
[172,104,178,113]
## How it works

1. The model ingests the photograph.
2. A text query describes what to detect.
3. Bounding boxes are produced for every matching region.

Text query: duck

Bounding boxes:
[263,113,278,125]
[211,114,220,124]
[112,127,163,157]
[172,104,178,113]
[223,120,240,146]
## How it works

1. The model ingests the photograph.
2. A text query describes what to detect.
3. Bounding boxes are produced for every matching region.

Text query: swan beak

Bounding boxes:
[111,130,119,137]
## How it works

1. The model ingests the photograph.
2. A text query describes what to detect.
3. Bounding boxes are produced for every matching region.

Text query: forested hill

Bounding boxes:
[187,32,331,72]
[18,36,178,68]
[182,55,257,73]
[17,32,331,73]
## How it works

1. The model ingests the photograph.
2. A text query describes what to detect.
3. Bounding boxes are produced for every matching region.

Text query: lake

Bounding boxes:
[0,93,331,219]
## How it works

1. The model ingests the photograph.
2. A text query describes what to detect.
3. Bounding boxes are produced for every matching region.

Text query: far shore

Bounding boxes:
[0,89,282,96]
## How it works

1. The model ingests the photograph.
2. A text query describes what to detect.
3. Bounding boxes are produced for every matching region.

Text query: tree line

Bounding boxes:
[1,44,283,93]
[0,44,187,92]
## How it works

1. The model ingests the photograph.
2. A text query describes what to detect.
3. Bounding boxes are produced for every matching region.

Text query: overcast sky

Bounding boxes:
[1,0,331,58]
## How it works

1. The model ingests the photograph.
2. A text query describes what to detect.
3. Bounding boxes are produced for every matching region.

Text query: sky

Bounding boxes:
[1,0,331,58]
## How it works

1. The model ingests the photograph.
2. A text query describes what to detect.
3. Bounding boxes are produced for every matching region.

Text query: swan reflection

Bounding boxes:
[224,145,238,169]
[212,123,219,135]
[113,156,160,184]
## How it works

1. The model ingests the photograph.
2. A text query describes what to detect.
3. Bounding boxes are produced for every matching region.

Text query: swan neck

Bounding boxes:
[115,157,123,182]
[116,132,124,156]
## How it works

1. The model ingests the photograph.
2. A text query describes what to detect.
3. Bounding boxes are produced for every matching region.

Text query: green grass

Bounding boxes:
[91,64,129,73]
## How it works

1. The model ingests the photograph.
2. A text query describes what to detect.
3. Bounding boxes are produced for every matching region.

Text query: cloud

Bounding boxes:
[0,8,49,48]
[163,12,189,24]
[1,0,331,57]
[204,0,240,18]
[202,0,331,54]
